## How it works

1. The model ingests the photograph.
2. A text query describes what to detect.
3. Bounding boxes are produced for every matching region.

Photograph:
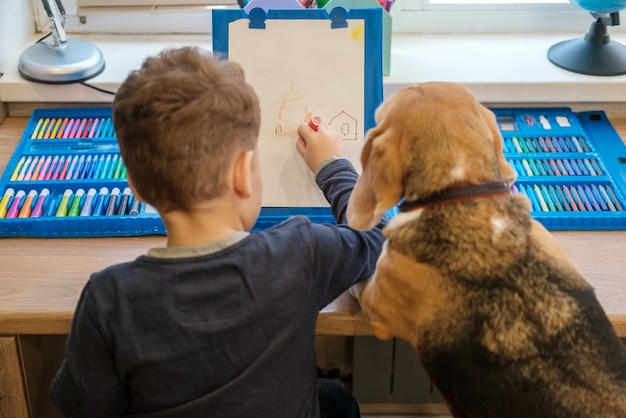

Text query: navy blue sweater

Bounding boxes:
[51,159,386,417]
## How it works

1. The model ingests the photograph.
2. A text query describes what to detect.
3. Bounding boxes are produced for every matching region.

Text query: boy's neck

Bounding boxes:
[160,204,247,247]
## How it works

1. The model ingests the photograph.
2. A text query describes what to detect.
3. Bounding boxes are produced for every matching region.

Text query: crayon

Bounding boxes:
[80,188,97,216]
[87,155,99,179]
[555,159,568,177]
[113,156,124,179]
[511,137,523,153]
[55,118,69,139]
[549,159,560,176]
[604,186,624,211]
[561,186,579,212]
[583,159,596,176]
[569,186,587,211]
[16,156,33,181]
[106,155,119,178]
[535,160,548,176]
[18,190,37,218]
[98,155,112,179]
[79,155,93,179]
[74,118,87,138]
[583,185,601,211]
[520,184,539,212]
[49,118,62,138]
[23,156,40,180]
[533,185,549,212]
[554,186,570,211]
[578,136,590,152]
[117,187,131,215]
[598,185,617,212]
[540,185,556,212]
[37,155,53,180]
[591,184,609,211]
[68,189,85,217]
[31,118,44,139]
[62,119,75,138]
[92,187,109,216]
[88,118,99,138]
[576,185,593,211]
[547,185,564,211]
[29,156,46,180]
[590,159,603,175]
[10,157,26,181]
[6,190,26,218]
[538,137,549,152]
[571,136,583,152]
[569,159,582,176]
[561,159,575,176]
[70,155,86,180]
[101,119,112,137]
[528,159,540,176]
[105,187,121,216]
[42,118,56,139]
[82,119,93,138]
[64,155,80,180]
[68,118,80,138]
[0,188,15,218]
[37,118,50,139]
[95,118,106,137]
[30,188,49,218]
[50,155,66,180]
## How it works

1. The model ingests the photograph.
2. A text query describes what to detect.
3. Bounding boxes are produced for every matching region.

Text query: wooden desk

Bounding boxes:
[1,116,626,417]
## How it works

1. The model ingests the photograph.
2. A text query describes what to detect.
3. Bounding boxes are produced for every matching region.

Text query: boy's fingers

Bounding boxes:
[296,135,307,155]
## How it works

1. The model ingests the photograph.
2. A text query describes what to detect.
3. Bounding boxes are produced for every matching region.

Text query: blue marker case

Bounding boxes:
[493,108,626,230]
[1,107,626,236]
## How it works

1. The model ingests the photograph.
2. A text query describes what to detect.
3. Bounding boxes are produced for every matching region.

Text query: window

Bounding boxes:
[38,0,626,34]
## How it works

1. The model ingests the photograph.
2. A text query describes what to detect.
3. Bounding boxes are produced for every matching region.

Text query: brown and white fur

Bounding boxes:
[347,82,626,418]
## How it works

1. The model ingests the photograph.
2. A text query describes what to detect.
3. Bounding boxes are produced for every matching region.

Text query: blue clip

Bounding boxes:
[329,7,348,28]
[248,7,266,29]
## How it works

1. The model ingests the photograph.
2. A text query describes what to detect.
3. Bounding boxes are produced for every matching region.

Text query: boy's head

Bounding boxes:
[113,47,261,213]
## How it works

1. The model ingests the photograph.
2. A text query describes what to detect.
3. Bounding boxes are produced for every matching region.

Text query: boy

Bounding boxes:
[50,47,386,417]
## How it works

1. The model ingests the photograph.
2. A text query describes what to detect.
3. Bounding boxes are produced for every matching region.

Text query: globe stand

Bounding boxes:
[548,12,626,76]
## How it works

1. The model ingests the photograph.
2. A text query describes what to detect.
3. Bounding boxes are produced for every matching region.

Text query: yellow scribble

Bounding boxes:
[351,23,365,43]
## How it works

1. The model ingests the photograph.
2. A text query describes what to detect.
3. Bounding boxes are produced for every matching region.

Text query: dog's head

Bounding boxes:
[347,82,517,230]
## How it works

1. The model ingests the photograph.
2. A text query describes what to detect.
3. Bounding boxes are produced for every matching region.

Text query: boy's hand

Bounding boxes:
[296,122,345,173]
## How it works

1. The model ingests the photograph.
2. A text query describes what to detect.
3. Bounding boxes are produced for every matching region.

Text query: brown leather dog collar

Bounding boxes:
[398,181,511,212]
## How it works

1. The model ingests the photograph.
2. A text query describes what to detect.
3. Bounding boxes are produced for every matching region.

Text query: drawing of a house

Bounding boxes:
[273,82,310,137]
[329,111,358,140]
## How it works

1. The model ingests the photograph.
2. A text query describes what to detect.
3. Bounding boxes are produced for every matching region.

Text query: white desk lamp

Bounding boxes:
[18,0,105,83]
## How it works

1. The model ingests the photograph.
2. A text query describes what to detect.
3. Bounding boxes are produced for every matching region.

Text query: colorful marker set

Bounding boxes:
[0,187,146,219]
[511,183,623,213]
[0,108,165,237]
[30,116,115,140]
[491,108,626,230]
[10,153,126,182]
[507,158,605,177]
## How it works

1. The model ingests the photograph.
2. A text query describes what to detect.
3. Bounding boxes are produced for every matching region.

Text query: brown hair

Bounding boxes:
[112,47,261,212]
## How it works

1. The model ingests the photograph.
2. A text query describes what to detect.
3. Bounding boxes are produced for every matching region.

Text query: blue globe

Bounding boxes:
[570,0,626,14]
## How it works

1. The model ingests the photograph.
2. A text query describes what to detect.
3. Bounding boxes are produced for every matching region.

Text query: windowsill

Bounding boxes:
[2,32,626,112]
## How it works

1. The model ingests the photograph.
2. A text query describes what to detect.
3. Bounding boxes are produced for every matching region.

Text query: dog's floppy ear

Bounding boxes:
[347,127,404,230]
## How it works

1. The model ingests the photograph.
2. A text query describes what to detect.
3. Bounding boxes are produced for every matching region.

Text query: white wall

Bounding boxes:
[0,0,34,71]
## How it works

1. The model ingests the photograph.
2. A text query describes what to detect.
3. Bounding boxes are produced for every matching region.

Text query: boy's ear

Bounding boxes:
[233,150,254,198]
[126,176,146,203]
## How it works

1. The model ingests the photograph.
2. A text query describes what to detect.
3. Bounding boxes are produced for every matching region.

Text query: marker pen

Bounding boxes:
[30,188,49,218]
[117,187,131,215]
[6,190,26,218]
[18,190,38,218]
[67,189,85,217]
[129,196,143,215]
[16,156,33,181]
[80,188,97,216]
[92,187,109,216]
[31,118,43,139]
[10,157,26,181]
[55,189,74,217]
[0,188,15,218]
[308,115,322,131]
[105,187,121,216]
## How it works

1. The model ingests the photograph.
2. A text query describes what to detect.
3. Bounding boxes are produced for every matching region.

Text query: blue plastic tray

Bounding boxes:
[1,107,625,236]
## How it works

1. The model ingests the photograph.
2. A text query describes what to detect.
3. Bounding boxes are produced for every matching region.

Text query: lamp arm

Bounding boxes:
[41,0,68,47]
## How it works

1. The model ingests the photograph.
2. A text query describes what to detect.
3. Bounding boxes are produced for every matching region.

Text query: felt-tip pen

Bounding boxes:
[55,189,74,217]
[105,187,121,216]
[308,115,322,131]
[18,190,38,218]
[80,188,97,216]
[0,188,15,218]
[68,189,85,217]
[6,190,26,219]
[30,188,49,218]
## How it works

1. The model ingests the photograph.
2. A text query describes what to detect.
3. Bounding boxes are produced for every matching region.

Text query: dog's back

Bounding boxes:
[405,194,626,418]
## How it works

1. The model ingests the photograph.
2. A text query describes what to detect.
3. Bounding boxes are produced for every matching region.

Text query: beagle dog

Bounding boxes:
[347,82,626,418]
